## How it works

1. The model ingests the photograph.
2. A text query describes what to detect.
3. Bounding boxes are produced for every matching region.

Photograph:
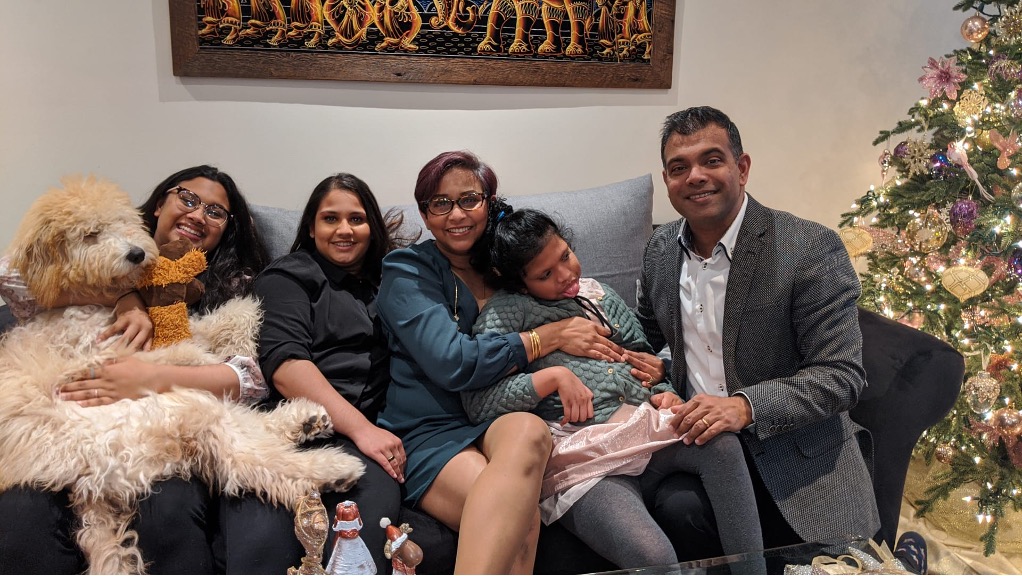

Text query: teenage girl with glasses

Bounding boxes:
[0,165,270,574]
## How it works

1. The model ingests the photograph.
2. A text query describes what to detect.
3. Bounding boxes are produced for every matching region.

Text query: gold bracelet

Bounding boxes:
[529,329,541,359]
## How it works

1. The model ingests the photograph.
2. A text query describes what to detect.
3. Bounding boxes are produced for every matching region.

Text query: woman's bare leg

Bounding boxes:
[419,412,551,574]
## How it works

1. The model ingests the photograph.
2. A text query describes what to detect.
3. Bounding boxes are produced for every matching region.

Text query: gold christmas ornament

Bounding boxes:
[976,129,993,149]
[962,14,991,43]
[996,4,1022,44]
[941,265,990,302]
[839,227,873,257]
[288,492,329,575]
[1012,181,1022,202]
[954,90,989,126]
[935,443,955,464]
[965,370,1001,414]
[905,208,950,253]
[993,408,1022,437]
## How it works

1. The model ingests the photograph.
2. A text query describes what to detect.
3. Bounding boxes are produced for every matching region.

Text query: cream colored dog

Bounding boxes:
[0,176,365,574]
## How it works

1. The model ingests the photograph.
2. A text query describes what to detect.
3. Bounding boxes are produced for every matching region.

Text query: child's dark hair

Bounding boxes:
[488,208,575,293]
[469,195,516,285]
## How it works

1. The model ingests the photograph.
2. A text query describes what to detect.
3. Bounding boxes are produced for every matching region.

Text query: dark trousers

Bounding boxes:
[217,436,402,575]
[0,486,84,574]
[647,444,802,561]
[0,438,397,575]
[0,477,215,575]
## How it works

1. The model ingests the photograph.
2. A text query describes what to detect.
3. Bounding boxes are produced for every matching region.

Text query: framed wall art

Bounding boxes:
[169,0,675,88]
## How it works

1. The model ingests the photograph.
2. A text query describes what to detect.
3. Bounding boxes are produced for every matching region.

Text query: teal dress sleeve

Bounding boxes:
[377,243,528,392]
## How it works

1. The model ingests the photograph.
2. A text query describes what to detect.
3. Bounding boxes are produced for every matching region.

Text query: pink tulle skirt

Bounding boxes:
[540,402,681,521]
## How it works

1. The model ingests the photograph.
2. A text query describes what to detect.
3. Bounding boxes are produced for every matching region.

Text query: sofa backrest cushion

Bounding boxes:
[251,174,655,306]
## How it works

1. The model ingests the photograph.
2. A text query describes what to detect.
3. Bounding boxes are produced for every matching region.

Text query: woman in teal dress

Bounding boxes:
[376,150,635,574]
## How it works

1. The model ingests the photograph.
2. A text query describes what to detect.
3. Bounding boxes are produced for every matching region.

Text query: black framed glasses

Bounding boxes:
[167,187,232,227]
[419,193,485,216]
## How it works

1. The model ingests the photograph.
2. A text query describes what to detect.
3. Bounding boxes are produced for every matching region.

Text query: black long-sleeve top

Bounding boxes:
[255,249,390,423]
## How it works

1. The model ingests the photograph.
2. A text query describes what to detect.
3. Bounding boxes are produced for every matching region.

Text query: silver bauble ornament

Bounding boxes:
[965,370,1000,414]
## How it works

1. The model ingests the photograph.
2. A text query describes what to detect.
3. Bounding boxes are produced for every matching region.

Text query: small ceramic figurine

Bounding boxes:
[380,517,423,575]
[288,492,329,575]
[325,501,376,575]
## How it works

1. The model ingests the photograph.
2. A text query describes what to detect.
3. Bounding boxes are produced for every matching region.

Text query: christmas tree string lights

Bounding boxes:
[840,1,1022,555]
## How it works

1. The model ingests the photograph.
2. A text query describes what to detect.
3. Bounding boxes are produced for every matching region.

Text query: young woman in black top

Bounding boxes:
[222,173,407,573]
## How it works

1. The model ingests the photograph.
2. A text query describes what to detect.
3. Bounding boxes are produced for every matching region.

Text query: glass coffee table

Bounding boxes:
[591,538,882,575]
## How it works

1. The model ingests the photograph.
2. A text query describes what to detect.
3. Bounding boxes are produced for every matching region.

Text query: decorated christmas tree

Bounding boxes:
[840,0,1022,555]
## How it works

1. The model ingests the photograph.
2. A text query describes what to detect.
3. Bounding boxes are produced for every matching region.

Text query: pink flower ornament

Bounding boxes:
[919,56,967,100]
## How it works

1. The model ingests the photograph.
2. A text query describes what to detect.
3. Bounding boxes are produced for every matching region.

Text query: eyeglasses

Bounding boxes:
[166,187,232,227]
[419,193,485,216]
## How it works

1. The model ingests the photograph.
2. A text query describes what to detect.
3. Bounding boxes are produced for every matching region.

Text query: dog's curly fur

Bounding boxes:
[0,176,365,574]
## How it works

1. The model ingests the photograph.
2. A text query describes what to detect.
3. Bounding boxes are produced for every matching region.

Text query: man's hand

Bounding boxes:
[669,394,752,445]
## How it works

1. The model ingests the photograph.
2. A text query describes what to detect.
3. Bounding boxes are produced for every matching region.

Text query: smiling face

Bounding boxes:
[521,233,582,301]
[422,168,489,262]
[310,188,371,275]
[662,124,751,250]
[152,176,229,253]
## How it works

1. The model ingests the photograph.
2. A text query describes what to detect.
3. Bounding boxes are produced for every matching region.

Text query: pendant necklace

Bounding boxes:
[452,271,459,322]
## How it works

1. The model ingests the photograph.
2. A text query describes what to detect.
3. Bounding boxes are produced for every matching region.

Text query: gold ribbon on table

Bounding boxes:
[785,539,911,574]
[903,455,1022,554]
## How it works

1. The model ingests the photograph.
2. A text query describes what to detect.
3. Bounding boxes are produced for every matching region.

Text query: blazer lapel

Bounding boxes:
[667,229,687,392]
[722,195,768,394]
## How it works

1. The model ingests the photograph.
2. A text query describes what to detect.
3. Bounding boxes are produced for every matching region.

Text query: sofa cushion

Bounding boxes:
[251,175,654,306]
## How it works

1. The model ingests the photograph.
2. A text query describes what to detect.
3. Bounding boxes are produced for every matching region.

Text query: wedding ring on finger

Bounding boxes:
[387,454,396,462]
[89,367,96,379]
[700,417,710,428]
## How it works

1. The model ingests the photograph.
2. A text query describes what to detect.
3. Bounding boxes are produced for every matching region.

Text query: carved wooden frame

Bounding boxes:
[169,1,674,89]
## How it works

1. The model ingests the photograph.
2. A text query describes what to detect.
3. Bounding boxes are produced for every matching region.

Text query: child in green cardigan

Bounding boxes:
[465,208,765,572]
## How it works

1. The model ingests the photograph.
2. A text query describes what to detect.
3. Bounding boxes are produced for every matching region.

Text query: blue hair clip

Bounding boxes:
[496,210,506,222]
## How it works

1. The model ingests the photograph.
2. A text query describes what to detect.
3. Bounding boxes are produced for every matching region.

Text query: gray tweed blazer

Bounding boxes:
[635,194,880,543]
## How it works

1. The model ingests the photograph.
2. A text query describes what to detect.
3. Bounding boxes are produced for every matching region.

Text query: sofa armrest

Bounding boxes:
[850,307,964,546]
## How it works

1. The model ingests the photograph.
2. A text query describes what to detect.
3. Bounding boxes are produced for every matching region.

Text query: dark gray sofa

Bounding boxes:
[248,175,965,573]
[0,174,964,573]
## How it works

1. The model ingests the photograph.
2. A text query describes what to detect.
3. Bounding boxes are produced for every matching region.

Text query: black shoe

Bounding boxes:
[894,531,928,575]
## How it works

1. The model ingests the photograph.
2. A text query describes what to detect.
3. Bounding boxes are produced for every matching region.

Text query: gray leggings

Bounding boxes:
[558,432,765,572]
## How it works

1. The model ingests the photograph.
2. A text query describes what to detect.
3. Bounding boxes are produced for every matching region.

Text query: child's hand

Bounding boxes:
[651,391,683,409]
[554,370,594,425]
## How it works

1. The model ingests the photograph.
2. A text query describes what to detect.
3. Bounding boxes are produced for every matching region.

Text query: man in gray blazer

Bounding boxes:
[636,106,880,553]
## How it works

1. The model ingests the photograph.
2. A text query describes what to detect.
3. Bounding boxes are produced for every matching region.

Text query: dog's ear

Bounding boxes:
[9,216,69,309]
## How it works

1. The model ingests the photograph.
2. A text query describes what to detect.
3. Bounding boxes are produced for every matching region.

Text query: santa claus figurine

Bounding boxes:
[380,517,423,575]
[325,501,376,575]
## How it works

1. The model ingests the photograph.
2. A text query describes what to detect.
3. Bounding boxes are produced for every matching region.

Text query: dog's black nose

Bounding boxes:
[126,246,147,264]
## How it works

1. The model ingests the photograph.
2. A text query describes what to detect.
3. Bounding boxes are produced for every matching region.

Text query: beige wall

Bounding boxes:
[0,1,962,250]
